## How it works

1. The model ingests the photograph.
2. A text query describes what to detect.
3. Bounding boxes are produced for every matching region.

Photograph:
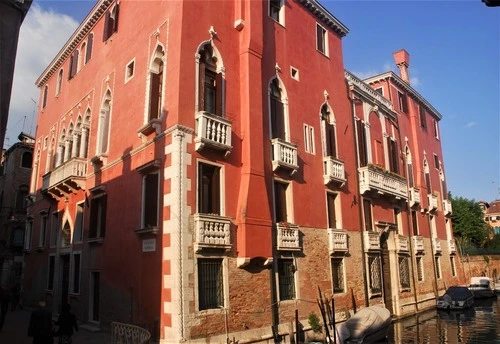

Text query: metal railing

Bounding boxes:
[111,322,151,344]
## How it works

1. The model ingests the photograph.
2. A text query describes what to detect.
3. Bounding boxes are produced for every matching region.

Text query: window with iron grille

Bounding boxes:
[399,256,411,290]
[331,258,345,294]
[368,255,381,295]
[435,256,442,279]
[278,259,296,301]
[416,256,424,282]
[450,256,456,277]
[198,258,224,310]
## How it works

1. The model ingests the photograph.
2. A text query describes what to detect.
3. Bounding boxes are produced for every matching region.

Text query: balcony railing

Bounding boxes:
[432,237,442,254]
[358,165,407,200]
[271,138,298,175]
[363,231,380,251]
[409,187,421,207]
[277,222,301,251]
[195,111,232,156]
[428,194,438,211]
[448,239,456,254]
[42,157,87,198]
[194,214,231,252]
[323,157,346,185]
[443,199,453,216]
[396,235,410,253]
[412,235,425,253]
[328,229,348,254]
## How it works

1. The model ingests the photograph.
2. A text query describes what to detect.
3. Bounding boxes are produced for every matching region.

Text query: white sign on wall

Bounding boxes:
[142,238,156,252]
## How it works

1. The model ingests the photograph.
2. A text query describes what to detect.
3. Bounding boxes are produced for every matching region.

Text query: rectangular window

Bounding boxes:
[74,203,84,243]
[419,106,427,129]
[89,194,107,239]
[398,92,408,113]
[198,163,221,215]
[72,253,81,294]
[143,173,159,228]
[24,220,33,251]
[47,255,55,290]
[331,258,345,294]
[416,256,424,282]
[125,59,135,83]
[368,255,382,295]
[356,119,368,167]
[325,122,337,158]
[85,33,93,63]
[198,258,224,310]
[316,23,328,56]
[399,256,411,290]
[327,193,337,229]
[450,256,456,277]
[387,137,399,174]
[411,210,419,236]
[103,3,119,41]
[374,87,384,95]
[433,154,439,169]
[269,0,283,23]
[278,259,296,301]
[363,199,373,232]
[39,215,47,248]
[303,124,315,154]
[433,120,439,139]
[274,181,288,223]
[435,256,442,279]
[425,172,431,192]
[394,208,401,233]
[50,212,59,247]
[68,50,79,80]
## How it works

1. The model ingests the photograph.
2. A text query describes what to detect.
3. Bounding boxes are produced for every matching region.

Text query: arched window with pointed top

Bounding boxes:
[97,90,112,156]
[196,43,224,117]
[320,103,337,158]
[405,146,414,188]
[147,45,165,122]
[269,77,288,140]
[424,158,431,192]
[56,69,63,95]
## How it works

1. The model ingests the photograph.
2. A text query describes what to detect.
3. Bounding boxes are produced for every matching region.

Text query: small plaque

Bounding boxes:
[142,238,156,252]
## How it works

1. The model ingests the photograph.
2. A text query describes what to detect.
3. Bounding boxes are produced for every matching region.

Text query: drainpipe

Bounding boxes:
[428,215,439,299]
[348,89,370,307]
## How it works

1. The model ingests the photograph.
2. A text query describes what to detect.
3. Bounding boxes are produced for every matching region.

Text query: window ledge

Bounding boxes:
[22,249,31,254]
[68,293,80,298]
[87,237,104,244]
[91,154,108,167]
[135,226,160,236]
[36,246,45,252]
[137,119,162,142]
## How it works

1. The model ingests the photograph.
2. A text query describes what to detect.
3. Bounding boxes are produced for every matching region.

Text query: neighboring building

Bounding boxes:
[0,0,33,152]
[0,132,34,289]
[23,0,464,343]
[482,200,500,236]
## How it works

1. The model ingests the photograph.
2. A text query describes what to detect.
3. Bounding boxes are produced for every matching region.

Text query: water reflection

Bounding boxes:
[385,297,500,343]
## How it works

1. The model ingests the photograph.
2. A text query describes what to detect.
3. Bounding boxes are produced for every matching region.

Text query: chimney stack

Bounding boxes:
[393,49,410,84]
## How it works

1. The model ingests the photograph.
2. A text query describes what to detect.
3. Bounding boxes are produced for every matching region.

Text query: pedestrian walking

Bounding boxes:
[0,286,10,331]
[28,299,54,344]
[55,304,78,344]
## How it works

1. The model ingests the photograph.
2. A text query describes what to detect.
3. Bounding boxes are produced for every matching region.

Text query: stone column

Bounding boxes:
[72,131,80,158]
[64,139,71,162]
[55,145,63,167]
[79,127,89,158]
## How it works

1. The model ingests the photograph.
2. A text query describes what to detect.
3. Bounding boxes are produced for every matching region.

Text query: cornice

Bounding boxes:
[297,0,349,37]
[363,71,442,120]
[35,0,115,87]
[345,70,394,117]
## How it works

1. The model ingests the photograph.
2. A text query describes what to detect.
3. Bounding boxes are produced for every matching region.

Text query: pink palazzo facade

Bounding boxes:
[23,0,464,342]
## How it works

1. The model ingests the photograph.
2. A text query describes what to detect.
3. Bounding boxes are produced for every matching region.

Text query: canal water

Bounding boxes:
[385,297,500,343]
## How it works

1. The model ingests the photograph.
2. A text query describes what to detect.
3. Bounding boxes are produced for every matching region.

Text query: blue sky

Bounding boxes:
[10,0,500,202]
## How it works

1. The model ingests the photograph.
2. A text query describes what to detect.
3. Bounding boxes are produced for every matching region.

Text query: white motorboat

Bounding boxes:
[333,305,392,344]
[469,277,496,299]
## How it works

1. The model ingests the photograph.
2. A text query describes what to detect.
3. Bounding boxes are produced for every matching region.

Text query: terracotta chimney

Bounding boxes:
[393,49,410,83]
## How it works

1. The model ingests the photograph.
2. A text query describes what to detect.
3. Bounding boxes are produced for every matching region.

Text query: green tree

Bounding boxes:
[450,196,488,248]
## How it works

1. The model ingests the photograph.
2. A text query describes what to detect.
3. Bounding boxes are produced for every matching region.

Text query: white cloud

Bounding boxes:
[7,4,78,146]
[465,121,477,128]
[410,77,420,87]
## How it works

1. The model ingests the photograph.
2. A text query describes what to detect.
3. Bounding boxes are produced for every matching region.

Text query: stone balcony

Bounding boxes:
[409,187,421,207]
[443,199,453,217]
[428,193,438,211]
[358,165,407,200]
[363,231,380,252]
[323,157,346,185]
[271,138,298,175]
[396,235,410,253]
[432,237,442,254]
[277,222,301,251]
[195,111,232,157]
[42,157,87,199]
[412,235,425,253]
[194,213,231,252]
[448,239,457,254]
[328,229,348,254]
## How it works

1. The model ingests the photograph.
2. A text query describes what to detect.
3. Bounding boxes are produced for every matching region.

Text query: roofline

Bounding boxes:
[363,71,442,120]
[297,0,349,37]
[35,0,115,87]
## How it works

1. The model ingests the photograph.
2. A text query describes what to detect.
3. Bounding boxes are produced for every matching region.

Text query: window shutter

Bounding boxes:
[149,71,161,121]
[356,120,367,166]
[72,50,79,76]
[211,166,220,215]
[327,193,337,229]
[391,139,399,174]
[198,62,205,111]
[68,54,74,80]
[103,11,110,41]
[316,25,323,52]
[112,3,120,33]
[215,72,223,117]
[100,195,107,237]
[42,86,48,108]
[89,198,97,238]
[86,33,93,63]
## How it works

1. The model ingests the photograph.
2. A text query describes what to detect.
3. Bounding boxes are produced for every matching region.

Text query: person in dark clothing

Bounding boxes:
[28,300,53,344]
[0,286,10,331]
[55,304,78,344]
